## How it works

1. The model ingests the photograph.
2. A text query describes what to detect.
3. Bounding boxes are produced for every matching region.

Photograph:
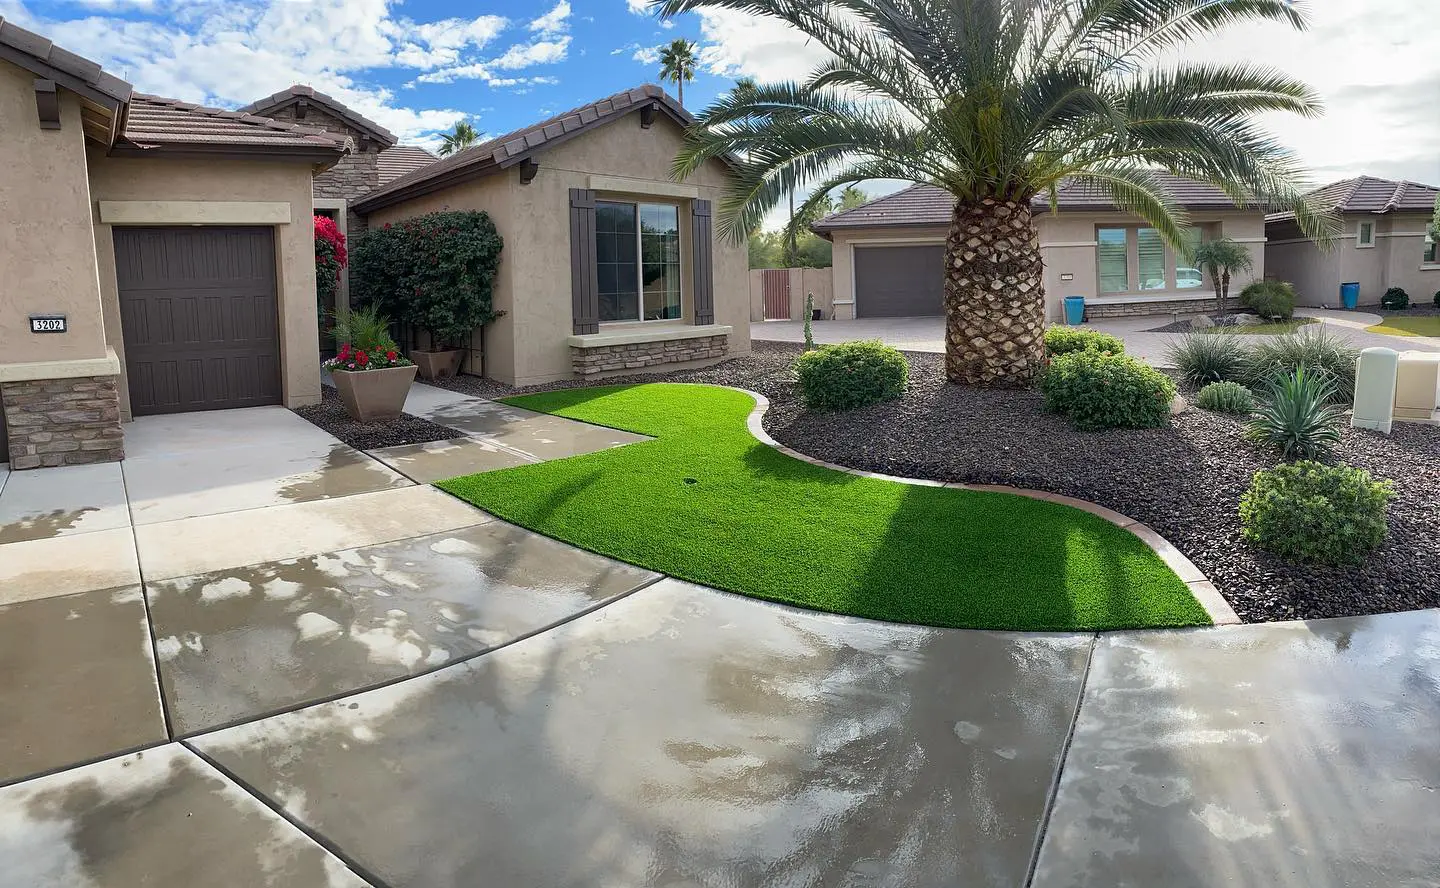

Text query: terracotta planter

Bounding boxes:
[331,365,417,422]
[411,348,463,380]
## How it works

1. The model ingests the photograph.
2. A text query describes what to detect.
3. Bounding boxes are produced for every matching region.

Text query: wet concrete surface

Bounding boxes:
[0,744,371,887]
[148,522,658,735]
[0,463,131,544]
[0,528,141,606]
[0,587,166,785]
[1032,609,1440,887]
[193,579,1093,888]
[367,436,537,483]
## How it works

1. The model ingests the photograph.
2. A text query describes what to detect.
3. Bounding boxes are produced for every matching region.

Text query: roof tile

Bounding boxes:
[376,144,438,184]
[122,94,349,152]
[236,84,397,146]
[1265,175,1439,221]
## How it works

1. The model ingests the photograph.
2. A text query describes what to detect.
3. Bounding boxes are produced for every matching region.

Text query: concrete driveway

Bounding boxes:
[1,388,1438,886]
[753,309,1440,367]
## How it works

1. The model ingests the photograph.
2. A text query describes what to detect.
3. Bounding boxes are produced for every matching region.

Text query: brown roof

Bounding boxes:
[0,15,132,143]
[118,94,350,159]
[354,84,719,213]
[1266,176,1439,222]
[813,174,1255,233]
[377,145,439,184]
[238,85,398,147]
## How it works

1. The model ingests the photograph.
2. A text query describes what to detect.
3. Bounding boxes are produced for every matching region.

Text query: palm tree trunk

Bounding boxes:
[1220,270,1231,317]
[1212,274,1223,317]
[943,198,1046,386]
[678,79,684,108]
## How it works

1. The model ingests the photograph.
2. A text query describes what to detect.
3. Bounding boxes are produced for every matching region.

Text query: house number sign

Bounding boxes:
[29,315,67,333]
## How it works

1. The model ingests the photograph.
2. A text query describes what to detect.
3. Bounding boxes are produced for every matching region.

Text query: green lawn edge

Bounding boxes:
[1366,316,1440,338]
[437,383,1211,632]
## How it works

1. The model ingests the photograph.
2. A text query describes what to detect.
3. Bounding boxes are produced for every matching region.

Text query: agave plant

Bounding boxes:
[1247,366,1342,460]
[659,0,1333,387]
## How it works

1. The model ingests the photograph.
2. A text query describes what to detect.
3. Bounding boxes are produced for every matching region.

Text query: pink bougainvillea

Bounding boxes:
[314,215,348,307]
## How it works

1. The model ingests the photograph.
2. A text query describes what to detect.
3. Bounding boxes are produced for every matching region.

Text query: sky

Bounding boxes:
[4,0,1436,228]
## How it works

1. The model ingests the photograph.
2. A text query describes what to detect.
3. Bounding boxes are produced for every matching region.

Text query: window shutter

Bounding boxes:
[569,188,599,335]
[691,199,715,325]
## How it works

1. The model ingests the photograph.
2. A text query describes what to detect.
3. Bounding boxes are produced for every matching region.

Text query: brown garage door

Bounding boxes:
[115,227,282,416]
[854,245,945,318]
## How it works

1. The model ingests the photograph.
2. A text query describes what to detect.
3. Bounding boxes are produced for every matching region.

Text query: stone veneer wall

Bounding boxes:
[1085,298,1215,319]
[264,104,380,237]
[0,376,124,469]
[572,335,729,377]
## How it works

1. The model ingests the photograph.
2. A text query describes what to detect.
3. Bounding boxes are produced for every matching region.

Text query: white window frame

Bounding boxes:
[595,200,685,325]
[1356,220,1376,248]
[1423,233,1438,266]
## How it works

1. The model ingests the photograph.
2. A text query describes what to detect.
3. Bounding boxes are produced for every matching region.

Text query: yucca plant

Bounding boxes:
[1247,367,1342,460]
[659,0,1333,387]
[1166,332,1248,386]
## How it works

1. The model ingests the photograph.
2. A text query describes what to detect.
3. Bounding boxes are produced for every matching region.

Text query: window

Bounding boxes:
[1177,226,1205,289]
[1424,234,1437,264]
[1097,228,1128,293]
[596,200,682,322]
[1357,220,1375,247]
[1137,228,1166,290]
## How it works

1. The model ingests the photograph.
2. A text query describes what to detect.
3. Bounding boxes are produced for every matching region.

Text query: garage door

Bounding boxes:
[115,227,282,416]
[854,245,945,318]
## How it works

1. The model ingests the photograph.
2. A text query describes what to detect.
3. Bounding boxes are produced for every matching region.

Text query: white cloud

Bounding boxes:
[528,1,571,38]
[692,9,828,82]
[493,37,571,70]
[417,35,571,85]
[626,0,649,13]
[634,45,662,66]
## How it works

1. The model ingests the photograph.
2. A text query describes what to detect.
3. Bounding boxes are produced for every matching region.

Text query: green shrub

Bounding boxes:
[794,340,908,411]
[1044,326,1125,357]
[351,211,505,348]
[1239,461,1394,564]
[1041,350,1176,430]
[1196,381,1254,414]
[1246,367,1343,460]
[1166,333,1248,386]
[1242,327,1358,402]
[1433,289,1440,308]
[1238,280,1296,320]
[1381,287,1410,310]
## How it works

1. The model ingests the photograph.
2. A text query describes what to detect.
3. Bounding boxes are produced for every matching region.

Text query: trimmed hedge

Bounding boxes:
[794,340,908,411]
[1239,280,1296,320]
[1044,326,1125,357]
[1239,461,1394,564]
[1381,287,1410,310]
[1041,350,1176,430]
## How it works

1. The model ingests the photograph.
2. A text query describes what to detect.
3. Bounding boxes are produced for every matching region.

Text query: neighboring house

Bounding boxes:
[812,175,1266,320]
[353,85,751,387]
[1265,176,1440,307]
[239,85,438,322]
[0,18,348,468]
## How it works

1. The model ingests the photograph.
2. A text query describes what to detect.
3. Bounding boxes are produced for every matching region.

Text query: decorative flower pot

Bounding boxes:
[331,365,417,422]
[411,348,463,380]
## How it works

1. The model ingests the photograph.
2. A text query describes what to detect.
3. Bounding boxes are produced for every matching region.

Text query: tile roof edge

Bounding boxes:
[235,84,398,146]
[128,93,349,148]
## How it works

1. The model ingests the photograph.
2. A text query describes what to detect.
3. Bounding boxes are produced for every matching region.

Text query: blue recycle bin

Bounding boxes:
[1340,282,1360,310]
[1063,296,1086,325]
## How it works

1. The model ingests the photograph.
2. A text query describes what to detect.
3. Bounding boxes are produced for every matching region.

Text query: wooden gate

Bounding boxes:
[762,269,791,320]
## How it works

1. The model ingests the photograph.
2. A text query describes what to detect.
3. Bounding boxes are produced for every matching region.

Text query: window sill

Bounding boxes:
[567,324,733,348]
[1086,292,1212,305]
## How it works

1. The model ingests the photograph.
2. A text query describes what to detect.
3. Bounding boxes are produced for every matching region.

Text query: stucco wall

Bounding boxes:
[0,61,109,365]
[365,112,750,386]
[1266,214,1440,306]
[86,150,321,418]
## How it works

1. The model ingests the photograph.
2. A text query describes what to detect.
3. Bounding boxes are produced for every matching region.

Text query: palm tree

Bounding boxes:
[1190,238,1254,317]
[659,0,1333,386]
[658,38,698,107]
[437,120,480,157]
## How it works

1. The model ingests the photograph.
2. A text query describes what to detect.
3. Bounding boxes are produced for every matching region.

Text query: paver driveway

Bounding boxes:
[1,385,1437,887]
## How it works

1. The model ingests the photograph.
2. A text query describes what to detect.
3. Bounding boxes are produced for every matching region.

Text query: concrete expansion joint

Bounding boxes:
[725,385,1241,628]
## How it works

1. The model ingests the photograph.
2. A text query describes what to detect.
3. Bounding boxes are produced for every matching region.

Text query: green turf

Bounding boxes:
[1366,316,1440,338]
[438,384,1210,631]
[1205,317,1319,335]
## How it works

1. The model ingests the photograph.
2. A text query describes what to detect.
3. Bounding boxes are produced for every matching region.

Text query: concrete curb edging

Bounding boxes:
[732,387,1241,627]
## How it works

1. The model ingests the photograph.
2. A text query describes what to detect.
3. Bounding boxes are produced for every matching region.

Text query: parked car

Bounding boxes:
[1177,266,1205,289]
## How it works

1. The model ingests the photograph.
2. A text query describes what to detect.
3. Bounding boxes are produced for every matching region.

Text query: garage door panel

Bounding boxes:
[855,245,945,318]
[116,227,282,416]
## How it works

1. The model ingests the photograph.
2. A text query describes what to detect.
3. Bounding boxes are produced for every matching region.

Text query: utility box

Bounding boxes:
[1394,352,1440,423]
[1352,347,1399,433]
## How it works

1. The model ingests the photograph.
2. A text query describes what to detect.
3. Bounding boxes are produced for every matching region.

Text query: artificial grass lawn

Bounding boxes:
[1366,316,1440,338]
[438,384,1210,632]
[1205,318,1318,336]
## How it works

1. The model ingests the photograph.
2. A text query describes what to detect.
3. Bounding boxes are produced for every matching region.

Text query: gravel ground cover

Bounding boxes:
[434,342,1440,623]
[293,386,465,450]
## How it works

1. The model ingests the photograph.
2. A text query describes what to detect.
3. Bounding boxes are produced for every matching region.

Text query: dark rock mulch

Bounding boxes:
[431,342,1440,624]
[292,386,464,451]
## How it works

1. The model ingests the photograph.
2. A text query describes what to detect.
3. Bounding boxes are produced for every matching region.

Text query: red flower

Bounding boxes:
[386,350,397,361]
[338,343,351,358]
[356,351,369,366]
[383,222,392,229]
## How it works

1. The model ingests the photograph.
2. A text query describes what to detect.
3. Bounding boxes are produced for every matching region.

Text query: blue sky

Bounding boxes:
[3,0,1437,228]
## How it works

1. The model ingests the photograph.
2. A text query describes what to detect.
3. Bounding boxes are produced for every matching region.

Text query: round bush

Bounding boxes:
[1044,326,1125,357]
[1166,332,1248,387]
[1239,461,1394,564]
[1238,280,1296,320]
[1040,350,1176,430]
[1381,286,1410,310]
[1433,289,1440,308]
[1196,381,1254,414]
[794,340,908,411]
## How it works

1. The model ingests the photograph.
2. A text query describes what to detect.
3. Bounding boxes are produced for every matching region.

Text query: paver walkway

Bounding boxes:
[1,390,1437,886]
